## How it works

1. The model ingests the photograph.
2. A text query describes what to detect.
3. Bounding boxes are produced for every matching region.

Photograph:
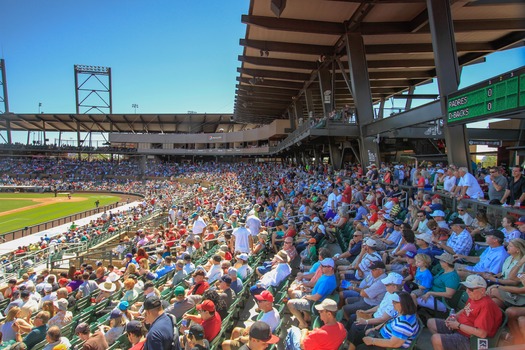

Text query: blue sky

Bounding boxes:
[0,0,524,144]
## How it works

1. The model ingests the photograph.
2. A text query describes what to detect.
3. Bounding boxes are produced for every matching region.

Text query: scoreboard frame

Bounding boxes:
[446,66,525,124]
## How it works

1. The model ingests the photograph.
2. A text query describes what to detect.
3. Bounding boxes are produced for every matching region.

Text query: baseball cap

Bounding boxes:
[485,229,505,241]
[381,272,403,285]
[369,261,386,270]
[314,298,338,312]
[228,267,238,276]
[405,251,416,259]
[143,295,162,310]
[53,299,68,311]
[196,300,215,312]
[126,320,143,334]
[369,205,378,211]
[430,210,445,217]
[110,309,123,319]
[188,324,205,340]
[125,253,133,258]
[118,301,130,311]
[365,238,378,248]
[515,216,525,225]
[220,275,232,284]
[43,284,53,292]
[461,274,487,289]
[320,258,335,268]
[249,321,279,344]
[393,219,403,226]
[312,217,320,223]
[236,253,249,261]
[308,238,317,244]
[449,217,465,226]
[174,286,186,296]
[255,290,274,303]
[415,233,433,244]
[435,252,455,265]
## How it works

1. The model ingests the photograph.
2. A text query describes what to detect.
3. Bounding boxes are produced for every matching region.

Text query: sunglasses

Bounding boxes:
[458,209,464,212]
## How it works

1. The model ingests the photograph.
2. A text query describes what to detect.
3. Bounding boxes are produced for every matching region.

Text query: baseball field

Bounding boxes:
[0,192,121,234]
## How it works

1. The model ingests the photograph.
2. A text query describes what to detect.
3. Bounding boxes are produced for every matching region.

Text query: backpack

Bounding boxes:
[167,313,181,350]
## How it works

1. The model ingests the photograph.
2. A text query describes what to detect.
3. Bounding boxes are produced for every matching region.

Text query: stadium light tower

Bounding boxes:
[132,104,139,113]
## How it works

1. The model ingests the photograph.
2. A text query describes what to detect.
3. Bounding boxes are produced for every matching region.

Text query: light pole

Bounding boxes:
[132,104,139,113]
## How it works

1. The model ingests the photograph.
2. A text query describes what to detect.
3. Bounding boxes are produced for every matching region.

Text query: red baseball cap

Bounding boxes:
[58,278,69,285]
[254,290,274,303]
[196,300,216,312]
[369,205,378,211]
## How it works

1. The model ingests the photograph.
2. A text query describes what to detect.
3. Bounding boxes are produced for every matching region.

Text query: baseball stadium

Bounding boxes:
[0,1,524,350]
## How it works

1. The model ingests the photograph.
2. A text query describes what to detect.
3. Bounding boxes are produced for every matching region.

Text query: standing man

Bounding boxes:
[454,167,484,200]
[341,180,353,208]
[232,222,253,254]
[487,167,507,202]
[143,295,178,350]
[500,165,525,207]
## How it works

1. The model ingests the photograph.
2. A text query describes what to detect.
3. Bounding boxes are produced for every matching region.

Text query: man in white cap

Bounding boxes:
[285,299,346,350]
[428,275,503,350]
[287,258,337,329]
[340,238,382,281]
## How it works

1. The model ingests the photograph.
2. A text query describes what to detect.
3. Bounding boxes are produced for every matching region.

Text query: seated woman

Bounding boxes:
[505,273,525,345]
[414,252,460,312]
[359,291,421,350]
[487,238,525,308]
[121,278,139,303]
[100,309,128,345]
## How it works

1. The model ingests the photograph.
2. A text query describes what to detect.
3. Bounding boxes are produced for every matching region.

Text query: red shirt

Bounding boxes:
[190,281,210,295]
[342,186,352,204]
[200,312,222,342]
[457,296,502,337]
[303,322,347,350]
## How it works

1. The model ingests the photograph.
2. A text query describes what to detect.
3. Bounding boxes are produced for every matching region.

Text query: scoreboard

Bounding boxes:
[447,66,525,124]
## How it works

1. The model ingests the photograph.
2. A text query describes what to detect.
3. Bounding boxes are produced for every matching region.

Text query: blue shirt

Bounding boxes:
[355,206,368,221]
[154,264,176,279]
[144,313,176,350]
[414,268,433,292]
[380,314,420,349]
[447,229,473,256]
[466,245,509,274]
[312,274,337,301]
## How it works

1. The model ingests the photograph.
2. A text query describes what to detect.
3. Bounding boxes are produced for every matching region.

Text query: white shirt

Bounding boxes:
[260,263,291,288]
[233,226,252,253]
[260,307,281,332]
[443,175,456,193]
[460,172,484,199]
[246,215,261,236]
[192,217,207,235]
[206,264,223,284]
[374,291,398,319]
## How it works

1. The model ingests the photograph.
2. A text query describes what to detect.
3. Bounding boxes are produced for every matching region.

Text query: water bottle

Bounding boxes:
[449,308,456,322]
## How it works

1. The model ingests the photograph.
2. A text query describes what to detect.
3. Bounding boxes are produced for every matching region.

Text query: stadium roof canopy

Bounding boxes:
[233,0,525,123]
[0,113,261,134]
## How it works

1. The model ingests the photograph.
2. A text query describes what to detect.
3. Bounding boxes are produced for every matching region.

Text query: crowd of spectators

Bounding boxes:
[0,159,524,350]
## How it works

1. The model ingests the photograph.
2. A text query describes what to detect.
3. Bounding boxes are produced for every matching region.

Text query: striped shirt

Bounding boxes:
[380,314,420,349]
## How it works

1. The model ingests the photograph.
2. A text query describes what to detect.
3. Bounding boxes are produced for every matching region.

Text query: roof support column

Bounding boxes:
[427,0,470,170]
[344,32,380,167]
[305,88,315,119]
[317,68,333,118]
[0,59,12,144]
[329,141,343,170]
[294,99,304,128]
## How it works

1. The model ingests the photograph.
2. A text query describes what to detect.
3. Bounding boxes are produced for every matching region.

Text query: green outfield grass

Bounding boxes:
[0,193,121,234]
